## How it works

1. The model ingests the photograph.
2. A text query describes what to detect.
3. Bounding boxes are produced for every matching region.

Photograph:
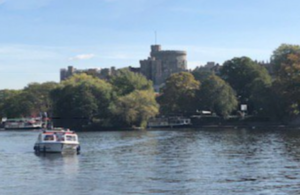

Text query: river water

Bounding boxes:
[1,128,300,195]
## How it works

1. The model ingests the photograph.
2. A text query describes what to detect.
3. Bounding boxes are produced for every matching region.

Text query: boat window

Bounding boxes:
[44,135,54,141]
[56,134,64,141]
[66,135,76,141]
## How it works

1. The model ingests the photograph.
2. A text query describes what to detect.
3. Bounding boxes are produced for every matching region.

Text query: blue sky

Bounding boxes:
[1,0,300,89]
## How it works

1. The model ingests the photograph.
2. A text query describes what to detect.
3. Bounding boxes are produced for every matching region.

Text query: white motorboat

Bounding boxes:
[34,129,80,154]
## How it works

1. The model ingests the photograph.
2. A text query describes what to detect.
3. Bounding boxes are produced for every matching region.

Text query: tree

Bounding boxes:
[110,69,153,96]
[220,57,272,114]
[51,74,113,129]
[22,82,59,116]
[0,90,18,118]
[0,82,59,118]
[0,90,33,118]
[111,90,159,128]
[272,53,300,117]
[248,78,278,117]
[271,44,300,75]
[192,67,213,82]
[195,75,238,117]
[158,72,200,115]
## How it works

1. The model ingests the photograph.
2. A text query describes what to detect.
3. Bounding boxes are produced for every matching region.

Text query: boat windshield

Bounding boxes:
[65,135,77,141]
[44,135,55,141]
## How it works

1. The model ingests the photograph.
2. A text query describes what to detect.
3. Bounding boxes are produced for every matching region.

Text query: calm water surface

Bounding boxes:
[1,128,300,195]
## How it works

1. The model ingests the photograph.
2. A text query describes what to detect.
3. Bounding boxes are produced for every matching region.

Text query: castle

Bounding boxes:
[60,45,188,91]
[60,66,117,81]
[60,45,275,90]
[140,45,187,90]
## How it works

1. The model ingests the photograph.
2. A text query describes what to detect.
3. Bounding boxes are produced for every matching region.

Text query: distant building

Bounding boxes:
[60,66,116,81]
[202,62,221,74]
[193,62,221,75]
[128,66,141,74]
[140,45,187,91]
[60,45,188,89]
[60,66,75,81]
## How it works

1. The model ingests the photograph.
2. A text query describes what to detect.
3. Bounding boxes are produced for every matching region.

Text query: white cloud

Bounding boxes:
[69,54,95,61]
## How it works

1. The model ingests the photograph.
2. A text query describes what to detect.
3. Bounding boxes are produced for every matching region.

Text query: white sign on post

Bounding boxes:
[241,104,247,111]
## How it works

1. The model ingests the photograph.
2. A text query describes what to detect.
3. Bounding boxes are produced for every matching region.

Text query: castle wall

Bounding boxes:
[60,66,117,82]
[140,45,187,88]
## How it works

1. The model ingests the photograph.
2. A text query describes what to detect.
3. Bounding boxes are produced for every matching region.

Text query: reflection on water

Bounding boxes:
[1,129,300,194]
[35,153,79,175]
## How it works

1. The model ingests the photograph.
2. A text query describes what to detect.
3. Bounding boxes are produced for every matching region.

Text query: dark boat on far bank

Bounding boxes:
[147,117,192,129]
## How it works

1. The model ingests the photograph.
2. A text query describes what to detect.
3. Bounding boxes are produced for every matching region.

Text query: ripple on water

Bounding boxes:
[1,129,300,194]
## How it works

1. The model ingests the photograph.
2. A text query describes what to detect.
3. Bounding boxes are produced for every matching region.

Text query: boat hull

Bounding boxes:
[4,122,43,130]
[34,142,80,154]
[148,117,192,129]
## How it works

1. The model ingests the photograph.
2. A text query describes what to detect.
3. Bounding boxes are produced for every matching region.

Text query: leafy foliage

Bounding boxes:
[195,75,238,117]
[110,69,153,96]
[51,74,113,129]
[23,82,59,116]
[111,90,159,128]
[0,90,32,118]
[0,82,58,118]
[271,44,300,75]
[158,72,200,115]
[192,67,214,82]
[273,53,300,116]
[220,57,272,113]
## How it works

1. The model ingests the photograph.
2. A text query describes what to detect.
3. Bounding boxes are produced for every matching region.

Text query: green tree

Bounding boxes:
[0,90,18,118]
[0,82,59,119]
[0,90,33,118]
[111,90,159,128]
[192,67,213,82]
[220,57,272,114]
[51,74,113,130]
[196,75,238,117]
[271,44,300,75]
[22,82,59,116]
[110,69,153,96]
[158,72,200,115]
[272,53,300,117]
[248,78,278,117]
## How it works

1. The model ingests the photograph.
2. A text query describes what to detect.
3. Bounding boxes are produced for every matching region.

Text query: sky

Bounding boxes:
[1,0,300,89]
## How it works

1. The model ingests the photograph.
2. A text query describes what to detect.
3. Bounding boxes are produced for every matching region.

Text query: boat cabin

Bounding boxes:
[37,130,78,143]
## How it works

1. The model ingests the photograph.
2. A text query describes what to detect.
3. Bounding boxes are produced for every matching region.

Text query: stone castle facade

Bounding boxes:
[60,66,116,81]
[60,45,188,90]
[140,45,187,90]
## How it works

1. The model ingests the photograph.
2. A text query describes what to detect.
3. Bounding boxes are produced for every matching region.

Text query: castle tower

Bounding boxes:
[140,45,187,91]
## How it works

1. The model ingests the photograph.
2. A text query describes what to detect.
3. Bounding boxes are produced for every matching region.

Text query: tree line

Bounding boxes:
[1,44,300,129]
[0,69,159,130]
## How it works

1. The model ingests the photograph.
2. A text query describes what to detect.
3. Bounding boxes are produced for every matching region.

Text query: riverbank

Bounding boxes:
[1,121,298,131]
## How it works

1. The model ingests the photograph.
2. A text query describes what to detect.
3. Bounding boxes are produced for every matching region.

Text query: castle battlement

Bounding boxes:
[152,50,187,56]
